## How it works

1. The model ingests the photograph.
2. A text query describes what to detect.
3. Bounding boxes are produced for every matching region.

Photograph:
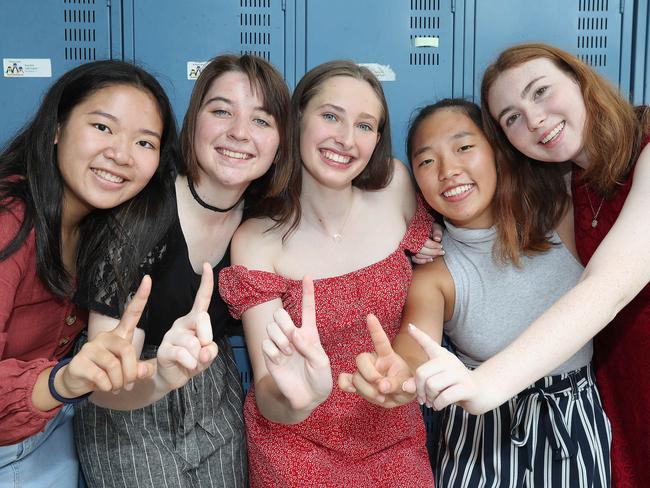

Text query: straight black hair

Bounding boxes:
[0,60,178,302]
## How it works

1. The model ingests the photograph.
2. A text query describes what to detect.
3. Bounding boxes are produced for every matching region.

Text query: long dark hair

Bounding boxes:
[407,98,566,265]
[0,60,177,299]
[179,54,291,218]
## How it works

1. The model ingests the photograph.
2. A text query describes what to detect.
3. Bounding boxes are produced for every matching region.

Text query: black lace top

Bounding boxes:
[77,196,239,347]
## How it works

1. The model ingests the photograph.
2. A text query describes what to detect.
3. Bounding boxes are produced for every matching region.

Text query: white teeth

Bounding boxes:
[541,121,565,144]
[443,184,473,198]
[92,169,124,183]
[323,150,351,164]
[220,148,251,159]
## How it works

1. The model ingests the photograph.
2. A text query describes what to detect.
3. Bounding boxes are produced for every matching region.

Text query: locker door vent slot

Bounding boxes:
[577,0,609,69]
[239,5,272,61]
[409,0,441,67]
[63,2,98,61]
[410,0,441,10]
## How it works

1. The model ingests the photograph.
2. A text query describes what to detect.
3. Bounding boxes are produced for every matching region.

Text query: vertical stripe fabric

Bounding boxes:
[436,364,611,487]
[74,337,247,488]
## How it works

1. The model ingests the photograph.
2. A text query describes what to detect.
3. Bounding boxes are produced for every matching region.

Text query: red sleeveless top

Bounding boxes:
[571,135,650,488]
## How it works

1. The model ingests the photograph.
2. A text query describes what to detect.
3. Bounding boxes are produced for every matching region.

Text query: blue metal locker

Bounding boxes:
[294,0,459,164]
[0,0,116,146]
[465,0,635,101]
[122,0,287,126]
[631,0,649,105]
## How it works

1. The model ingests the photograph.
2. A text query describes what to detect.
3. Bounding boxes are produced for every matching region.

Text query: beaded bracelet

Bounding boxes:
[47,357,91,404]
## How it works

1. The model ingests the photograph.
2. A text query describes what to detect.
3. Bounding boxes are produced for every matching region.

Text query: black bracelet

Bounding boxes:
[47,357,91,404]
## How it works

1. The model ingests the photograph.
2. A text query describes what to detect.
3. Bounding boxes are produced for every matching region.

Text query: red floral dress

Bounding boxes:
[571,135,650,488]
[219,201,434,488]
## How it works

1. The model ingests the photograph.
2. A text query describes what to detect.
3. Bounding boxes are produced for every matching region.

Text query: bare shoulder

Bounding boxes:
[389,158,414,191]
[413,256,453,293]
[380,158,417,219]
[408,256,455,318]
[231,217,282,271]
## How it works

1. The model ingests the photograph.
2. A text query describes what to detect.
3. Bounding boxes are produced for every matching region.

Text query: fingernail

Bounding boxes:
[434,236,441,242]
[377,395,385,403]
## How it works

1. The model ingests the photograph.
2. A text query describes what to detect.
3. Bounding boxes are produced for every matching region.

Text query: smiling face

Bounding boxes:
[487,57,588,167]
[299,76,382,190]
[411,108,497,229]
[192,71,280,190]
[55,83,163,220]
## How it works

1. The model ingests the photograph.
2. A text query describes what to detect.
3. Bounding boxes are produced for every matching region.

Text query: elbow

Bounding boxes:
[578,271,642,324]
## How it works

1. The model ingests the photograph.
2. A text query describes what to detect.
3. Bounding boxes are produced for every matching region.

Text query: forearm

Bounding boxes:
[474,275,620,406]
[254,374,322,424]
[392,330,430,373]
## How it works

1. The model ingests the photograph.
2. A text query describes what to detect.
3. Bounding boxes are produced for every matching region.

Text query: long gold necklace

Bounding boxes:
[585,187,605,228]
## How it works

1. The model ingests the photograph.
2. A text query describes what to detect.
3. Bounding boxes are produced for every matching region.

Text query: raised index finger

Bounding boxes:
[191,262,214,313]
[114,275,152,341]
[300,275,317,335]
[366,314,394,358]
[408,323,443,359]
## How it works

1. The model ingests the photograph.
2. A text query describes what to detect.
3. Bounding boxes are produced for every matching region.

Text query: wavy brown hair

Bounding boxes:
[481,42,650,198]
[258,60,393,238]
[407,98,562,265]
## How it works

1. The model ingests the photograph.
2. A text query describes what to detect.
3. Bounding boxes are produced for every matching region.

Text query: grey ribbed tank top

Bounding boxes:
[442,220,592,375]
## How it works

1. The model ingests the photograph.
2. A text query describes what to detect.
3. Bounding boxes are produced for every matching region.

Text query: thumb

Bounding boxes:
[408,323,443,359]
[338,372,357,393]
[402,377,416,394]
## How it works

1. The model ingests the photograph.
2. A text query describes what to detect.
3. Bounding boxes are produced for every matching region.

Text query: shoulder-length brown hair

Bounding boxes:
[179,54,291,212]
[259,60,394,238]
[481,42,649,197]
[407,98,560,265]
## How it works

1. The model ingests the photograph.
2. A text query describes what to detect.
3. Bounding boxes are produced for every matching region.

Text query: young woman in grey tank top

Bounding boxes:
[339,100,611,487]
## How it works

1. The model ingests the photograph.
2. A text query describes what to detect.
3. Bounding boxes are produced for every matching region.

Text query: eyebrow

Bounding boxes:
[451,130,474,140]
[203,96,270,115]
[495,75,546,123]
[318,103,379,124]
[88,110,161,139]
[411,131,474,159]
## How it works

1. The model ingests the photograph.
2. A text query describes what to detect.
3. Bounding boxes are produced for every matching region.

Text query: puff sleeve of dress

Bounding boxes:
[219,266,291,320]
[400,195,434,254]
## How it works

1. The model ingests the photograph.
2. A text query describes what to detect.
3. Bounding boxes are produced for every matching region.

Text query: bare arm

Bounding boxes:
[442,149,650,414]
[394,259,449,368]
[338,259,451,407]
[232,222,332,424]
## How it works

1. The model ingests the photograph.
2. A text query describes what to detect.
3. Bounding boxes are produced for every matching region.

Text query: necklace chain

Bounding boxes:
[585,187,605,228]
[308,194,355,243]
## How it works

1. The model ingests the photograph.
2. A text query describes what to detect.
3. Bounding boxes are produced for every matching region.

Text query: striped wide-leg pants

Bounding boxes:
[435,364,611,488]
[74,337,247,488]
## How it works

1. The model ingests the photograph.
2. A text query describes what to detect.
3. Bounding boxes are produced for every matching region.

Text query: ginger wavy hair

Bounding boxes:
[481,42,650,197]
